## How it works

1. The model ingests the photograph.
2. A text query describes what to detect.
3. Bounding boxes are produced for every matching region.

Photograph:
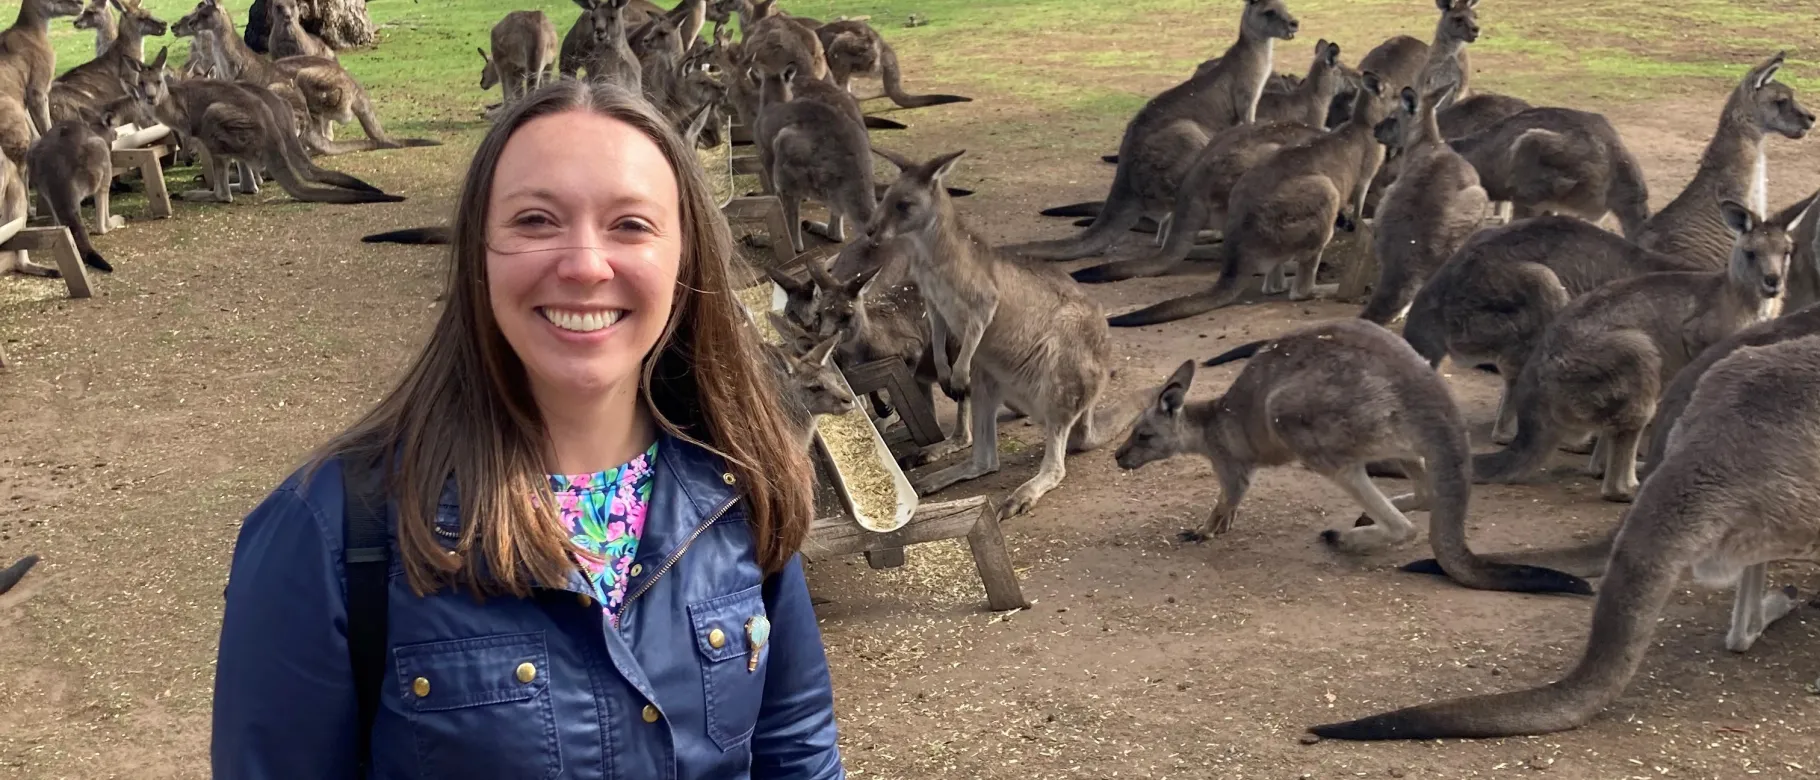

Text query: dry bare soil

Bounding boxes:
[5,1,1820,778]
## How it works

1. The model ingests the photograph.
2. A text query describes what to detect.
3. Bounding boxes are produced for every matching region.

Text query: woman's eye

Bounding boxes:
[615,218,658,235]
[512,213,556,229]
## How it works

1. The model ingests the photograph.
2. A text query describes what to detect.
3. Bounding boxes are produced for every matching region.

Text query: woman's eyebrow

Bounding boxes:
[495,188,668,212]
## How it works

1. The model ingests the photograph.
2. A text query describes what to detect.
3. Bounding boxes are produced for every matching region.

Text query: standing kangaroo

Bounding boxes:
[817,19,971,108]
[0,0,85,181]
[28,107,124,272]
[868,149,1136,520]
[1359,82,1491,325]
[50,0,167,126]
[1106,72,1391,327]
[266,0,334,61]
[1016,0,1299,262]
[1471,199,1792,501]
[479,10,557,110]
[583,0,642,91]
[753,63,875,253]
[1310,333,1820,741]
[1119,320,1587,594]
[1416,0,1478,109]
[1632,52,1814,268]
[72,0,115,57]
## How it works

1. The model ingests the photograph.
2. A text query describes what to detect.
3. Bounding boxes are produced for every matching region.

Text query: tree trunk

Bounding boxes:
[244,0,377,52]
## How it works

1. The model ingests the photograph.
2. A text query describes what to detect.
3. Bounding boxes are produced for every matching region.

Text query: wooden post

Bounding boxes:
[1334,220,1377,302]
[1,227,91,299]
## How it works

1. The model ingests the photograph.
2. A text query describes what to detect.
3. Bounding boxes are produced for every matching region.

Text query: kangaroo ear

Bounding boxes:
[1362,70,1383,97]
[1750,51,1786,91]
[1400,86,1418,115]
[870,145,916,172]
[150,45,168,70]
[781,63,798,82]
[1720,198,1757,236]
[1434,0,1449,10]
[846,264,883,297]
[1157,359,1195,414]
[925,150,966,186]
[1323,41,1340,66]
[806,334,840,366]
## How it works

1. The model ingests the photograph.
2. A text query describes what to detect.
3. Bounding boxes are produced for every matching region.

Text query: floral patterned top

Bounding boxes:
[550,440,659,628]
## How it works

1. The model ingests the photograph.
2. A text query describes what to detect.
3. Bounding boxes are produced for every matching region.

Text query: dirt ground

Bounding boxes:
[5,61,1820,780]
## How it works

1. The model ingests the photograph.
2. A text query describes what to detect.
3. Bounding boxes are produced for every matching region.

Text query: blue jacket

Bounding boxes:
[211,432,847,779]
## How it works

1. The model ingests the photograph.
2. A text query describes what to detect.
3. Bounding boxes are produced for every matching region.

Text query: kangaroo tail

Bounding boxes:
[1414,406,1593,595]
[1200,338,1266,367]
[265,146,404,204]
[1311,481,1704,740]
[1015,177,1146,261]
[1107,250,1247,327]
[1469,361,1556,483]
[1402,525,1616,581]
[1041,201,1104,218]
[0,554,38,594]
[362,226,451,244]
[1101,154,1119,164]
[862,115,907,131]
[278,122,391,194]
[43,181,111,273]
[1073,193,1210,283]
[878,42,971,108]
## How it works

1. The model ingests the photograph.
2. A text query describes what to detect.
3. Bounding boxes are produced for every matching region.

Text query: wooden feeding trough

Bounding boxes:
[735,280,1029,613]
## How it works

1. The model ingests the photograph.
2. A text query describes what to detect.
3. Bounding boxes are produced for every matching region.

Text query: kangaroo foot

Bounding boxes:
[179,189,228,203]
[104,214,126,231]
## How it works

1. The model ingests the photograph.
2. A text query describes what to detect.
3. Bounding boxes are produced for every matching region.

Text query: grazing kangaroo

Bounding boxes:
[1106,72,1391,327]
[28,108,125,272]
[479,10,559,111]
[870,149,1135,520]
[1359,83,1490,325]
[1118,320,1588,594]
[127,47,402,205]
[0,153,53,278]
[1447,106,1650,237]
[73,0,115,57]
[1309,333,1820,741]
[1017,0,1299,261]
[817,20,971,108]
[1633,52,1814,269]
[266,0,334,60]
[49,0,167,126]
[1400,217,1704,443]
[1471,199,1791,502]
[753,63,875,253]
[1416,0,1478,109]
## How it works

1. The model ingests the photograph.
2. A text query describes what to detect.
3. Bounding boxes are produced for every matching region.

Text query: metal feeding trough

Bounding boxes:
[737,281,918,533]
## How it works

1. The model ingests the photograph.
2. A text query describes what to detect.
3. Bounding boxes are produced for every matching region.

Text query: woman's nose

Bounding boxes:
[554,242,619,283]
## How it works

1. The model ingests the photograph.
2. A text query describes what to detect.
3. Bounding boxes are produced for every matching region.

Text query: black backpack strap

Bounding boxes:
[341,448,391,776]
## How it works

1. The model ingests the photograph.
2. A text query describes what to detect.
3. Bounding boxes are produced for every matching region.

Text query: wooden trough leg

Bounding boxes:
[966,501,1029,612]
[805,496,1030,612]
[1,227,91,298]
[113,147,172,219]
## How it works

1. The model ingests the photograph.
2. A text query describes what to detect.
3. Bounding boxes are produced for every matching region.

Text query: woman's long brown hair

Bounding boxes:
[303,80,813,597]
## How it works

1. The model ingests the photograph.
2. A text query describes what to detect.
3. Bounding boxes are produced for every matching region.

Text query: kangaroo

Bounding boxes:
[1470,199,1791,502]
[479,10,559,111]
[1446,106,1650,237]
[868,149,1137,520]
[816,19,971,108]
[673,43,727,146]
[49,0,167,126]
[1416,0,1478,109]
[1116,320,1587,594]
[127,47,403,205]
[741,0,827,83]
[1633,52,1814,269]
[629,10,691,121]
[27,108,125,272]
[1364,90,1532,219]
[1106,72,1391,327]
[72,0,114,57]
[1016,0,1299,262]
[1784,190,1820,310]
[1400,217,1704,444]
[1310,333,1820,741]
[561,0,665,76]
[1359,83,1491,325]
[0,152,54,278]
[266,0,334,61]
[753,63,875,254]
[761,332,861,449]
[581,0,642,91]
[0,0,85,177]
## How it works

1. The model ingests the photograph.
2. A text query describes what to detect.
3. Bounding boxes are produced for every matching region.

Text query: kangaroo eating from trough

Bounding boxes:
[817,19,972,108]
[1016,0,1299,262]
[479,10,558,111]
[1470,199,1792,502]
[28,106,128,272]
[868,149,1139,520]
[1105,71,1391,327]
[1633,52,1814,269]
[1310,333,1820,741]
[1117,319,1587,594]
[753,63,875,253]
[761,332,861,450]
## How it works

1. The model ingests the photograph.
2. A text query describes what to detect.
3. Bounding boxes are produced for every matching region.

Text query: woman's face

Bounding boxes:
[486,110,683,411]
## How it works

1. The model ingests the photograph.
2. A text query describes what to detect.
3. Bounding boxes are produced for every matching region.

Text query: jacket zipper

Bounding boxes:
[617,494,738,622]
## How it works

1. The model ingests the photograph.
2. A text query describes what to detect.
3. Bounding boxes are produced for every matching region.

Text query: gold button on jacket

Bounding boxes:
[515,662,536,684]
[707,628,726,649]
[641,704,661,723]
[411,677,430,698]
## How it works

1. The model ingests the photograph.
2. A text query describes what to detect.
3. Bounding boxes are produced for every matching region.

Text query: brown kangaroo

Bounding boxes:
[28,105,126,272]
[266,0,334,61]
[817,19,971,108]
[49,0,167,126]
[0,0,86,174]
[1447,106,1651,237]
[752,63,875,253]
[72,0,115,57]
[479,10,559,111]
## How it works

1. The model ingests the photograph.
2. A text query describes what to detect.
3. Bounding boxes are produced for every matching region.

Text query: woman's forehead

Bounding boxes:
[492,111,680,211]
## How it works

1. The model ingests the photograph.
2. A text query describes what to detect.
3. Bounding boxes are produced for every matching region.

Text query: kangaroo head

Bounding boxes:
[115,0,167,36]
[812,263,882,341]
[753,63,798,106]
[1721,198,1794,301]
[1242,0,1298,42]
[762,265,820,332]
[1346,70,1391,128]
[704,0,743,25]
[271,0,300,24]
[1115,360,1203,471]
[767,334,859,418]
[73,0,107,31]
[1733,52,1815,141]
[124,46,169,109]
[40,0,85,19]
[867,149,963,245]
[765,309,822,355]
[477,48,498,89]
[1435,0,1480,44]
[631,15,683,59]
[590,0,631,43]
[171,0,221,37]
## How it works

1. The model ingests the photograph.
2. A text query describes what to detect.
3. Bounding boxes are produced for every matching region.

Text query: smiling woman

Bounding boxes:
[208,80,847,780]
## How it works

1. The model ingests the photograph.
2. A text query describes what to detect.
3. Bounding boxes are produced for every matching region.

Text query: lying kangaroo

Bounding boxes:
[1448,106,1650,237]
[49,0,167,126]
[1118,319,1586,594]
[1017,0,1299,261]
[128,47,402,205]
[1359,82,1490,325]
[1106,71,1390,327]
[73,0,114,58]
[1310,333,1820,741]
[753,63,875,253]
[870,149,1134,520]
[480,10,557,110]
[1472,199,1791,501]
[28,108,125,272]
[266,0,333,60]
[817,19,971,108]
[1633,52,1814,269]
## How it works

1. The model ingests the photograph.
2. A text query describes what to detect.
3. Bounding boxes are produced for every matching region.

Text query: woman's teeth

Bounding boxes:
[541,308,624,332]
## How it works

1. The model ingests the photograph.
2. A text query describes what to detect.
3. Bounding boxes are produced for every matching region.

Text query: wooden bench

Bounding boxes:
[111,146,173,220]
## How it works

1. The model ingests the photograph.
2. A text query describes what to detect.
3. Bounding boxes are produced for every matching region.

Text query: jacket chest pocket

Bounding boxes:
[393,632,561,779]
[687,584,770,751]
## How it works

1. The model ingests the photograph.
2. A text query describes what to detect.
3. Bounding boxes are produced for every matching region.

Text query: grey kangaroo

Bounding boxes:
[479,10,558,110]
[753,63,875,253]
[1358,82,1490,325]
[1447,106,1650,237]
[817,19,971,108]
[1470,199,1792,502]
[1106,71,1390,327]
[1116,319,1587,594]
[1016,0,1299,261]
[760,330,860,449]
[1309,333,1820,741]
[28,105,125,272]
[1632,52,1814,269]
[1415,0,1478,109]
[583,0,642,91]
